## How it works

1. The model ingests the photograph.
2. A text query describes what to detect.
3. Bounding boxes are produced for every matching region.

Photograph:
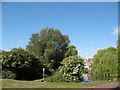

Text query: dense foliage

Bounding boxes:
[45,72,64,82]
[58,55,84,82]
[2,69,16,79]
[2,48,42,80]
[0,50,2,77]
[65,45,78,57]
[90,47,118,80]
[118,35,120,75]
[118,35,120,81]
[26,27,70,71]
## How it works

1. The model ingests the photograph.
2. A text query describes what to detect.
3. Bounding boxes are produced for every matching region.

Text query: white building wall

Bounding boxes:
[81,57,93,69]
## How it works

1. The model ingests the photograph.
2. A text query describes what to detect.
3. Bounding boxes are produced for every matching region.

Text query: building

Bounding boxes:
[83,57,89,69]
[81,57,93,70]
[87,58,93,70]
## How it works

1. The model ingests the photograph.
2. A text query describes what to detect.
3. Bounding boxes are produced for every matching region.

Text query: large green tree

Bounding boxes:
[65,45,78,57]
[26,27,70,70]
[91,47,118,80]
[118,35,120,80]
[0,50,2,76]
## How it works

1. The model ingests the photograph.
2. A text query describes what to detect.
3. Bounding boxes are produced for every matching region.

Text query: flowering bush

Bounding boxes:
[58,55,84,82]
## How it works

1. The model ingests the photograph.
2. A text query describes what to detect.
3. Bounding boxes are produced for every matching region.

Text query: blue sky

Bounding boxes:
[2,2,118,57]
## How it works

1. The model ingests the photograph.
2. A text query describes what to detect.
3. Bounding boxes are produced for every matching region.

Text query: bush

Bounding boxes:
[45,72,63,82]
[58,55,84,82]
[2,70,16,79]
[2,48,42,80]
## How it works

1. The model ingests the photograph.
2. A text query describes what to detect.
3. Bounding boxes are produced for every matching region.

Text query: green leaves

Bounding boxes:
[118,35,120,80]
[26,27,70,70]
[65,45,78,57]
[2,69,16,79]
[91,47,118,80]
[2,48,41,80]
[59,55,84,82]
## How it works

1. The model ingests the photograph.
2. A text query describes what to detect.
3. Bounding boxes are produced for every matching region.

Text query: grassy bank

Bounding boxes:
[2,79,118,88]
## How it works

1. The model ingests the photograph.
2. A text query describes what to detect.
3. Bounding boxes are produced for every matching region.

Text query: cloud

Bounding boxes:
[78,50,82,53]
[18,40,22,43]
[111,27,119,35]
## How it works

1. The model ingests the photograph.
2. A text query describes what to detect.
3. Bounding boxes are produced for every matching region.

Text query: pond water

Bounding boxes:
[82,74,92,82]
[82,74,117,82]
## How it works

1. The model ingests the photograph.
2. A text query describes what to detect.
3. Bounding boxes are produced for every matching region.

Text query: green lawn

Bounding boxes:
[2,79,118,88]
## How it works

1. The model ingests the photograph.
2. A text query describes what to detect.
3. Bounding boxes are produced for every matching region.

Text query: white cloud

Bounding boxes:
[111,27,119,35]
[78,50,82,53]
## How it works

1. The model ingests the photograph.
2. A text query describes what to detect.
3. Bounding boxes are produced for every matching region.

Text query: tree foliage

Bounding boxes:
[26,27,70,70]
[65,45,78,57]
[91,47,118,80]
[58,55,84,82]
[2,48,42,80]
[2,69,16,79]
[118,35,120,79]
[0,50,2,76]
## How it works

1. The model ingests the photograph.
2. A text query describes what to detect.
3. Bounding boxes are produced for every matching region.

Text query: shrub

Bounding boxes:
[45,72,63,82]
[58,55,84,82]
[2,70,16,79]
[2,48,42,80]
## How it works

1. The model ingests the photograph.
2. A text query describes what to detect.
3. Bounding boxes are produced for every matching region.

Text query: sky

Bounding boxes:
[1,0,120,2]
[2,2,118,57]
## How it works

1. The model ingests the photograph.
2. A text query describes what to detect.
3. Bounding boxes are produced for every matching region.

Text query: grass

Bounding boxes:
[2,79,118,88]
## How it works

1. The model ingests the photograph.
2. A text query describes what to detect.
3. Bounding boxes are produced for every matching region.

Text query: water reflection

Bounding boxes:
[83,73,118,81]
[82,74,92,82]
[90,75,117,81]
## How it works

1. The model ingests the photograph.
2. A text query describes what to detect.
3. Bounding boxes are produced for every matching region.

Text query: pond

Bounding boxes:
[82,74,92,82]
[82,73,118,82]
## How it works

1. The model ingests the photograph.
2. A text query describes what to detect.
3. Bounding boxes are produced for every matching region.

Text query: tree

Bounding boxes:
[91,47,118,80]
[58,55,84,82]
[2,48,42,80]
[0,50,2,76]
[65,45,78,57]
[26,27,70,70]
[118,35,120,80]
